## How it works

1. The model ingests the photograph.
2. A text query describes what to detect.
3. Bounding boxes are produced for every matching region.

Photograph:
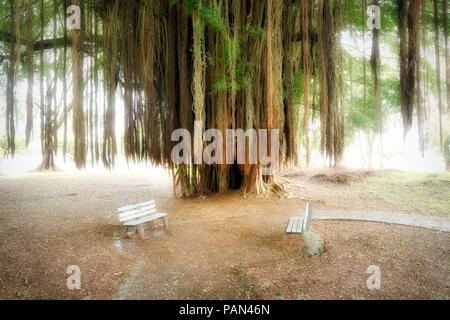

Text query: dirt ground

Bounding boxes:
[0,167,448,300]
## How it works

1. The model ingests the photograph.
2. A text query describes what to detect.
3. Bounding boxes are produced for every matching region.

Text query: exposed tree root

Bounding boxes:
[30,152,61,173]
[241,175,288,199]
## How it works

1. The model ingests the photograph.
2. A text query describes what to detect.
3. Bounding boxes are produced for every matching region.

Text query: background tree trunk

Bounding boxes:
[25,0,34,148]
[370,0,382,168]
[443,0,449,111]
[302,0,311,168]
[5,0,16,157]
[433,0,443,152]
[72,0,86,168]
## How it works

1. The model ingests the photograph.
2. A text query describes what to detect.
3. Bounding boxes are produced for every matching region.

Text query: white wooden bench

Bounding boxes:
[286,202,312,234]
[118,200,168,240]
[286,203,324,256]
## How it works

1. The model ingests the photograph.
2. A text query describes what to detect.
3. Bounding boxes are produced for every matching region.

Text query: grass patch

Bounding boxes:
[355,171,450,216]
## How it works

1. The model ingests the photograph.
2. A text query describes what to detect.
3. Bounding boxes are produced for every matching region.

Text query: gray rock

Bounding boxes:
[303,231,324,256]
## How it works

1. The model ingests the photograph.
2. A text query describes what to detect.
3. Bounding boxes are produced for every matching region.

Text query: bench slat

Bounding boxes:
[287,218,294,233]
[118,200,155,213]
[286,217,295,233]
[303,203,312,233]
[123,212,167,226]
[286,217,304,234]
[285,203,313,235]
[296,218,304,233]
[119,204,156,218]
[293,218,297,233]
[119,208,157,223]
[292,217,299,233]
[286,217,299,233]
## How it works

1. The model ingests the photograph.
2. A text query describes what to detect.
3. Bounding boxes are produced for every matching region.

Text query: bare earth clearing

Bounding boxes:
[0,168,448,299]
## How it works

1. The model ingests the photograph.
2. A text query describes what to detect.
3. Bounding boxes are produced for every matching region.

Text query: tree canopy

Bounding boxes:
[0,0,449,195]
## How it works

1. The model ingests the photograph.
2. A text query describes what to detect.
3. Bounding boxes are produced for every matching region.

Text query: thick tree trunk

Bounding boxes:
[398,0,420,136]
[63,0,68,162]
[37,87,58,172]
[348,0,355,131]
[363,0,368,124]
[370,0,382,168]
[282,0,298,165]
[88,0,95,166]
[25,0,34,147]
[417,1,425,157]
[6,0,16,157]
[53,0,59,157]
[94,12,100,163]
[266,0,274,133]
[72,0,86,168]
[362,0,368,167]
[35,0,60,172]
[443,0,449,111]
[302,0,311,167]
[317,0,343,166]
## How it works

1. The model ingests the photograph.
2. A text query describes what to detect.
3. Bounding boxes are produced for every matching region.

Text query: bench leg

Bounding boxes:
[123,226,130,239]
[137,224,145,240]
[163,216,168,232]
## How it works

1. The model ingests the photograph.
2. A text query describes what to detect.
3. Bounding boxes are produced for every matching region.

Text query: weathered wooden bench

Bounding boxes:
[118,200,168,240]
[286,202,312,234]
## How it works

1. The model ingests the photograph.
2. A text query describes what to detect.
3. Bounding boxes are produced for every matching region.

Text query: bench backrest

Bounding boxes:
[302,202,312,233]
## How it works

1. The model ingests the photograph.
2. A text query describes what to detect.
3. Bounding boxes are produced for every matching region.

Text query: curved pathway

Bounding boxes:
[312,210,450,232]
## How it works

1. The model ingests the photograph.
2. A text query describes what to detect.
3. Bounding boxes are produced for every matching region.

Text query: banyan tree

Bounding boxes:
[91,0,347,196]
[88,0,302,196]
[1,0,448,193]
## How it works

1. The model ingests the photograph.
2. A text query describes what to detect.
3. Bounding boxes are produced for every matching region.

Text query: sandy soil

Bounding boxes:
[0,168,448,299]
